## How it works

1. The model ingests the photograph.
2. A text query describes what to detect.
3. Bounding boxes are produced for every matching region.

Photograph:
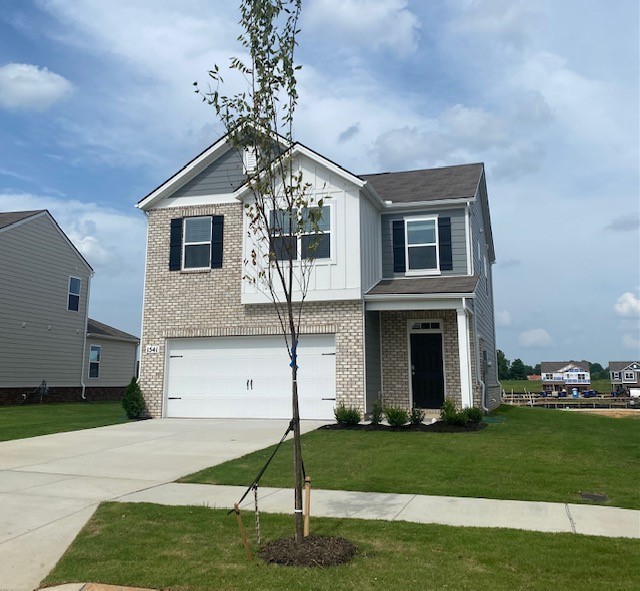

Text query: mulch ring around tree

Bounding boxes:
[319,421,487,433]
[259,534,357,567]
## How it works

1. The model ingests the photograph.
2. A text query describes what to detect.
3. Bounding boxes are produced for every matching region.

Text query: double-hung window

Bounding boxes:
[405,217,439,274]
[269,206,331,261]
[183,216,212,269]
[68,277,81,311]
[89,345,101,378]
[623,371,636,383]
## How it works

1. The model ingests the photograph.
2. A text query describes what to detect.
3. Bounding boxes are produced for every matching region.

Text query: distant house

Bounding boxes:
[609,362,640,395]
[540,361,591,393]
[0,210,139,405]
[527,374,542,381]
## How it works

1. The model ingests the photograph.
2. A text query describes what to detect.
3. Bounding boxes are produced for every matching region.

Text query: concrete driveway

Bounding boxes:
[0,418,325,591]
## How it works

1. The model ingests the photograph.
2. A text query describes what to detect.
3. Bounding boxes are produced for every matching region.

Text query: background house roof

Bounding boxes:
[541,361,590,373]
[359,163,483,204]
[87,318,139,343]
[609,361,640,372]
[0,210,45,230]
[367,275,479,296]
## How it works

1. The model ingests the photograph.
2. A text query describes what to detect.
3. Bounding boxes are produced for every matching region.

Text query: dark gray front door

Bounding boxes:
[410,333,445,408]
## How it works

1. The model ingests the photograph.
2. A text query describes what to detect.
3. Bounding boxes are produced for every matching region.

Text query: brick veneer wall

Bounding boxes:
[139,203,365,418]
[380,310,465,409]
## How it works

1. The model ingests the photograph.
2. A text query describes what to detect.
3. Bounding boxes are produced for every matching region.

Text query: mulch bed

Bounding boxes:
[319,421,487,433]
[259,534,357,567]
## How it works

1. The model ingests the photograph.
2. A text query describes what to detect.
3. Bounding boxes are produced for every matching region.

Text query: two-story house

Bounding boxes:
[609,362,640,395]
[540,361,591,394]
[136,133,500,420]
[0,210,139,404]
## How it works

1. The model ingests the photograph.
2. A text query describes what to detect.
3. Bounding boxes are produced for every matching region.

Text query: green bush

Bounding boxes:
[122,377,145,419]
[464,406,484,423]
[384,406,409,427]
[410,407,425,425]
[334,403,362,426]
[439,398,469,427]
[371,401,383,425]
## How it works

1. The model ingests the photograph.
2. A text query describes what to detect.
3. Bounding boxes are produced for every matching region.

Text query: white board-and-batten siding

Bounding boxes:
[85,337,138,387]
[0,214,91,387]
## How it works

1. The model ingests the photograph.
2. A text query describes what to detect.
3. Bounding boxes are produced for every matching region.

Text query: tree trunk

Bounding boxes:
[291,361,304,541]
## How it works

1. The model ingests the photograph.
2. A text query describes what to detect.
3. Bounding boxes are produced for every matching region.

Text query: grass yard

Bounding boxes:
[501,379,613,393]
[43,502,640,591]
[182,405,640,510]
[0,401,130,442]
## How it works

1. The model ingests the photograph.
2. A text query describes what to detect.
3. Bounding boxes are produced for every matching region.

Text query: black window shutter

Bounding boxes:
[211,215,224,268]
[438,216,453,271]
[169,218,183,271]
[392,220,406,273]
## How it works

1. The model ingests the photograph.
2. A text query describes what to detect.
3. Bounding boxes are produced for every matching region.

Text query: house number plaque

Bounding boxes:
[145,345,160,354]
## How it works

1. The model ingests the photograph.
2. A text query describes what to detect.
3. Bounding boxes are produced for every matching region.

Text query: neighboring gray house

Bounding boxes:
[0,210,138,404]
[137,133,500,420]
[540,361,591,394]
[86,318,140,387]
[609,362,640,394]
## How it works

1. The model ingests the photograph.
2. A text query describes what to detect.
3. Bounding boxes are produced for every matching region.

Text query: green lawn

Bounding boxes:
[43,502,640,591]
[0,401,130,442]
[181,405,640,510]
[501,379,613,393]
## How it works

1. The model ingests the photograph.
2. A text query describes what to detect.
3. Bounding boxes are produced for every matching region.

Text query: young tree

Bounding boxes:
[196,0,321,542]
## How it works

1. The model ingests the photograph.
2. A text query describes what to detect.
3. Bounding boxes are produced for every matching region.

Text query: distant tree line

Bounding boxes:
[497,350,609,381]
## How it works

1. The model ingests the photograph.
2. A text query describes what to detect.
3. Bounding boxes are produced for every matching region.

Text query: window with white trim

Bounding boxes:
[405,217,439,274]
[183,216,212,269]
[89,345,101,378]
[611,371,621,381]
[269,206,331,261]
[623,371,636,382]
[68,277,81,311]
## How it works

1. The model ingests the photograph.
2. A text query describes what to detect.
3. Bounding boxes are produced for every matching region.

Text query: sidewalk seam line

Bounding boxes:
[565,504,576,533]
[392,494,417,521]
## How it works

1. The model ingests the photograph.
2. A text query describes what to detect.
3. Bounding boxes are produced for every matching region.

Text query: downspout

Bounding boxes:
[80,270,95,401]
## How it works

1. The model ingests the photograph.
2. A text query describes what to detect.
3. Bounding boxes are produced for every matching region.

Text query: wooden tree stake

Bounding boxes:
[234,503,252,560]
[304,476,311,537]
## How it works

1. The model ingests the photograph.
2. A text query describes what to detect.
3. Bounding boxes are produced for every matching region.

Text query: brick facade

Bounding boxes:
[139,203,365,418]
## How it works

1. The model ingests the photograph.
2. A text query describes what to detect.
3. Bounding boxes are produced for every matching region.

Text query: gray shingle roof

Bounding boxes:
[540,361,590,373]
[366,275,479,296]
[0,210,45,230]
[87,318,139,343]
[609,361,640,372]
[360,163,483,204]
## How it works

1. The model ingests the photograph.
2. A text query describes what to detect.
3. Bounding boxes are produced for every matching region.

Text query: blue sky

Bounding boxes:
[0,0,638,366]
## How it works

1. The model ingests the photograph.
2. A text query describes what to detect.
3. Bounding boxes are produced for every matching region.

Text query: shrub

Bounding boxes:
[410,407,425,425]
[464,406,484,424]
[439,398,469,427]
[122,377,145,419]
[384,406,409,427]
[334,403,362,426]
[371,401,383,425]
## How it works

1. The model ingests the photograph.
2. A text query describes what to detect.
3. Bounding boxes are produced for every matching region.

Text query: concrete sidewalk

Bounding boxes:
[119,482,640,539]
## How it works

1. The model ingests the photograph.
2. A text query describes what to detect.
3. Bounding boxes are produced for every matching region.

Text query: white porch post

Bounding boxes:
[456,306,473,408]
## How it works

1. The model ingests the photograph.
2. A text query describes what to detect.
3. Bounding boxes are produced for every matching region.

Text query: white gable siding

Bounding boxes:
[0,215,91,387]
[241,154,362,303]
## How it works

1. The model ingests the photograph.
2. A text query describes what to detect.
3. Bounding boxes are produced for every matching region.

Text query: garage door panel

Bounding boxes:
[165,335,336,419]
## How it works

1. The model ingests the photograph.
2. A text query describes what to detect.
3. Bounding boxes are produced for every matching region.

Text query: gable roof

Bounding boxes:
[87,318,139,343]
[359,163,483,204]
[609,361,640,372]
[0,210,45,230]
[541,361,590,373]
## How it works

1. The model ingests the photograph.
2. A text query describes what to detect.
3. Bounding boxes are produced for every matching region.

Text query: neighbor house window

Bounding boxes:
[68,277,81,311]
[183,216,212,269]
[89,345,101,378]
[270,206,331,261]
[544,373,553,380]
[623,371,635,382]
[611,372,621,381]
[405,217,439,274]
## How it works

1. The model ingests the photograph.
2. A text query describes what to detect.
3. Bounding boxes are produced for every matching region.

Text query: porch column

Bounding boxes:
[456,307,473,408]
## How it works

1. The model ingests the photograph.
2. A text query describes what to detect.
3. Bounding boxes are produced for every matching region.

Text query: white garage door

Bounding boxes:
[165,334,336,419]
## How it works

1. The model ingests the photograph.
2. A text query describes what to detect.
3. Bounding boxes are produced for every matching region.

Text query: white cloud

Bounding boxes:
[496,310,512,327]
[0,63,73,111]
[614,292,640,318]
[606,214,640,232]
[519,328,552,347]
[304,0,420,57]
[622,334,640,351]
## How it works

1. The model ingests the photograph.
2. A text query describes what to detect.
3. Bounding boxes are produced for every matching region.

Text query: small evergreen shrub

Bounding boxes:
[439,398,469,427]
[384,406,409,427]
[464,406,484,424]
[371,401,383,425]
[410,407,425,425]
[334,403,362,426]
[122,377,145,419]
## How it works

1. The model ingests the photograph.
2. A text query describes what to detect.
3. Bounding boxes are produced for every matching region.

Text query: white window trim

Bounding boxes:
[67,276,81,312]
[88,345,101,379]
[404,215,440,276]
[623,371,636,383]
[182,216,212,270]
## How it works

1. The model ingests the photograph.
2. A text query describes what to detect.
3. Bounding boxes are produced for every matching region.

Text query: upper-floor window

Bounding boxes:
[88,345,101,378]
[611,371,621,381]
[405,217,439,274]
[269,206,331,261]
[544,373,553,380]
[68,277,81,311]
[169,216,224,271]
[623,371,636,382]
